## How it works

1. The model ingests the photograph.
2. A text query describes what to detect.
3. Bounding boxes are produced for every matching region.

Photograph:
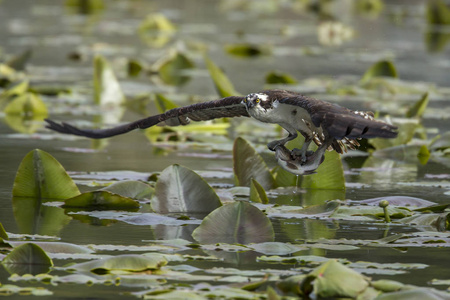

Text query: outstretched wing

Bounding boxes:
[270,90,397,140]
[45,96,248,139]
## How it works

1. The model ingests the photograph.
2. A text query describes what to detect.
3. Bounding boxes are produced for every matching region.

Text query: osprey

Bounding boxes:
[45,90,397,173]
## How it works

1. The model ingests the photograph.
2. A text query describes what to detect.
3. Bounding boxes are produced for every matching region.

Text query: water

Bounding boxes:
[0,0,450,298]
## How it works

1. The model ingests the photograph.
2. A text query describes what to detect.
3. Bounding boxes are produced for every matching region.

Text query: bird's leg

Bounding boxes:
[291,137,312,163]
[267,131,298,152]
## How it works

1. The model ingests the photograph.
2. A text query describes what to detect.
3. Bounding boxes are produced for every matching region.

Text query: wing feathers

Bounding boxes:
[45,96,247,139]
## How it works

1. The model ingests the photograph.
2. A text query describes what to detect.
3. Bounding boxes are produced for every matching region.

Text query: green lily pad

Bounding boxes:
[100,180,154,200]
[426,0,450,25]
[225,44,271,57]
[249,242,306,255]
[192,201,274,244]
[63,191,140,209]
[139,13,177,32]
[127,59,143,77]
[66,254,167,274]
[155,50,194,86]
[2,243,53,275]
[301,151,345,190]
[0,222,8,240]
[93,55,126,106]
[249,179,269,204]
[361,60,398,84]
[3,92,48,116]
[265,71,298,84]
[233,137,276,189]
[0,285,52,296]
[12,149,80,200]
[308,260,370,298]
[204,55,240,97]
[406,92,429,118]
[152,164,222,214]
[9,241,93,254]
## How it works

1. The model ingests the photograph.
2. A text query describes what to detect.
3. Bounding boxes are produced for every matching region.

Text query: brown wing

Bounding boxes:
[274,90,398,140]
[45,96,248,139]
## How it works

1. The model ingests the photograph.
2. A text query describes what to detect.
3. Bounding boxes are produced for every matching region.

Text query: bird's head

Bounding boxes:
[243,93,270,110]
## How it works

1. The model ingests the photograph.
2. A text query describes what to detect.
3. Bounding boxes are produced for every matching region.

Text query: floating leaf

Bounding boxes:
[204,55,240,97]
[192,201,274,244]
[154,93,178,113]
[139,13,176,32]
[154,50,194,85]
[65,0,104,15]
[406,92,429,118]
[307,260,369,298]
[249,179,269,204]
[351,196,435,208]
[127,59,143,77]
[9,241,93,254]
[265,71,298,84]
[225,44,271,57]
[101,180,154,200]
[301,151,345,190]
[249,242,306,255]
[66,254,167,274]
[0,285,52,296]
[64,191,140,209]
[3,93,48,116]
[233,137,276,189]
[361,60,398,83]
[374,287,450,300]
[398,213,450,231]
[2,243,53,275]
[93,55,125,106]
[12,149,80,200]
[152,164,222,214]
[426,0,450,25]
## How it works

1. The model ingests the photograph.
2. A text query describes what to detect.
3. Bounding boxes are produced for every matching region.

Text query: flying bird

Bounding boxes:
[45,89,397,173]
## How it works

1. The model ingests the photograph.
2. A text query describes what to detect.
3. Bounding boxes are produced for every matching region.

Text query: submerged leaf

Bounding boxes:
[12,149,80,200]
[192,201,274,244]
[361,60,398,83]
[152,164,222,214]
[63,191,140,209]
[2,243,53,275]
[233,137,276,189]
[93,55,126,106]
[204,55,240,97]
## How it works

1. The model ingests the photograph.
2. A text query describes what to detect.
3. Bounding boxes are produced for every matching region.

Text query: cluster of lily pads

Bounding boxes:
[1,1,450,298]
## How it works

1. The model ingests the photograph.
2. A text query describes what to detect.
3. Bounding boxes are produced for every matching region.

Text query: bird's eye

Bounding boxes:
[244,98,248,103]
[256,98,260,103]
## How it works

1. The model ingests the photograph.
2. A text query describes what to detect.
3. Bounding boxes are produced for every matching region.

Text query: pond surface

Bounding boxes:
[0,0,450,299]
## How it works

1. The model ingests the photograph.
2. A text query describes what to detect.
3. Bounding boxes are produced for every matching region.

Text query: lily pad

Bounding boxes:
[100,180,154,200]
[154,50,194,86]
[307,260,370,298]
[152,164,222,214]
[93,55,126,106]
[301,151,345,190]
[3,92,48,116]
[12,149,80,200]
[204,55,240,97]
[2,243,53,275]
[63,191,140,209]
[192,201,274,244]
[406,92,429,118]
[66,254,167,274]
[139,13,177,32]
[426,0,450,25]
[249,179,269,204]
[233,137,276,189]
[361,60,398,83]
[265,71,298,84]
[154,93,178,113]
[225,44,271,57]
